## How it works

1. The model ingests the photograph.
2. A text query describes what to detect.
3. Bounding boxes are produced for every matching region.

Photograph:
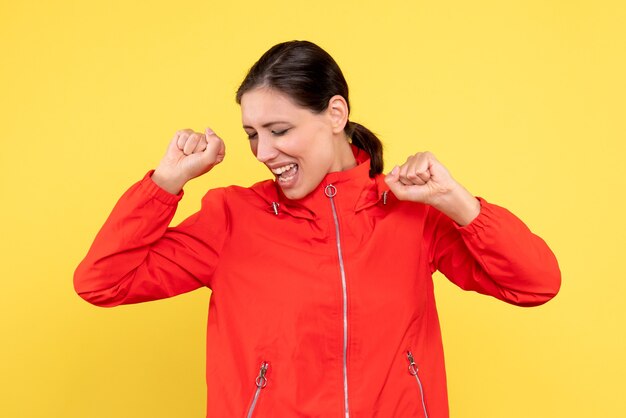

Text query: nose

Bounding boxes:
[254,134,279,163]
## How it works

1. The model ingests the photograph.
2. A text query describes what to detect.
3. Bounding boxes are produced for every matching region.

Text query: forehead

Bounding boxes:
[240,87,309,127]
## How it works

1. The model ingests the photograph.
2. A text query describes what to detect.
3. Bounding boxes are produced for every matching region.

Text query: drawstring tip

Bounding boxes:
[271,202,280,215]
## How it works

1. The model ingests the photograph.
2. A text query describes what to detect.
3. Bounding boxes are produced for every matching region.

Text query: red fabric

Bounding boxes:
[74,149,560,417]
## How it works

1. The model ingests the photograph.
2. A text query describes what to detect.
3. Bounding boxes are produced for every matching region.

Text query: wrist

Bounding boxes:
[431,183,480,226]
[151,168,187,195]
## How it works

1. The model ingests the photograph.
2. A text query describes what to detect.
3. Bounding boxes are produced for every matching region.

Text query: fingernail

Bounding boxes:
[206,127,214,135]
[389,165,399,176]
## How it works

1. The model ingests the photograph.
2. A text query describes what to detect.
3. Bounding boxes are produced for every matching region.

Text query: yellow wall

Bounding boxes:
[1,0,624,416]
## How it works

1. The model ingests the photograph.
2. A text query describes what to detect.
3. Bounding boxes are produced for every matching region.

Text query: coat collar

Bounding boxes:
[251,146,390,219]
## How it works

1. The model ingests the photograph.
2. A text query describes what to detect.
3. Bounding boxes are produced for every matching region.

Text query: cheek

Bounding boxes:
[249,141,258,157]
[304,130,334,160]
[304,149,335,179]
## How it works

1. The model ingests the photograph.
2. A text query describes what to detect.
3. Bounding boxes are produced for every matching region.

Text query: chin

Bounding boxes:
[280,186,311,200]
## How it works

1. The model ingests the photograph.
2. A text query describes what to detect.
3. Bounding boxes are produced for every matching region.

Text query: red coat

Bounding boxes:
[74,149,560,417]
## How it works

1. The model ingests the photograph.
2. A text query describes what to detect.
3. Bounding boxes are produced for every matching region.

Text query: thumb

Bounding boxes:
[384,165,402,191]
[385,165,400,180]
[202,127,225,164]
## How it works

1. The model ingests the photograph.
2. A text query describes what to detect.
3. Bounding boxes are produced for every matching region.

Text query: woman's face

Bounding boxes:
[241,87,352,200]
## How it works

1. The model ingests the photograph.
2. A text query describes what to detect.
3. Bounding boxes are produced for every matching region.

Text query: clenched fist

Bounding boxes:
[152,128,226,194]
[384,152,481,226]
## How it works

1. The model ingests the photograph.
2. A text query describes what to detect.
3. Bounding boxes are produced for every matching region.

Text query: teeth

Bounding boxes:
[271,163,296,175]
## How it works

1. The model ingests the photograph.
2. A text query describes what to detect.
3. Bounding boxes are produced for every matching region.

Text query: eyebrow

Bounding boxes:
[242,121,290,130]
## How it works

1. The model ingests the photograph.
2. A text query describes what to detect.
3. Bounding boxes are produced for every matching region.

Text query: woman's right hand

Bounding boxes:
[152,128,226,194]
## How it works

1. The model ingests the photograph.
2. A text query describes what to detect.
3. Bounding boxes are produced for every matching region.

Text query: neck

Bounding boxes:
[331,135,358,172]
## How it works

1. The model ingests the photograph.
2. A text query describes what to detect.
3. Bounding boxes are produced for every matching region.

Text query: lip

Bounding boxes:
[267,162,298,170]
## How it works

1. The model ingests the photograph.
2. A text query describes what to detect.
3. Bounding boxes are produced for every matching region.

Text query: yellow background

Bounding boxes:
[1,0,624,416]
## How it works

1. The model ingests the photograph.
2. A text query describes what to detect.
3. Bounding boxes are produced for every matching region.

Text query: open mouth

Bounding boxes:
[271,163,299,184]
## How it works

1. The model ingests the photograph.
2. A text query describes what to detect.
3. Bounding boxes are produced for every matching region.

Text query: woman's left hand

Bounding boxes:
[384,151,481,226]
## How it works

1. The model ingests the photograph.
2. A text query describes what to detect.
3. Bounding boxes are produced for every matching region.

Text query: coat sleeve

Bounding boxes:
[425,197,561,307]
[74,171,229,307]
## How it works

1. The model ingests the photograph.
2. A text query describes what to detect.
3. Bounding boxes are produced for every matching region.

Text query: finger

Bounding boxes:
[416,170,430,183]
[402,152,432,185]
[399,155,426,186]
[405,168,427,186]
[397,156,413,185]
[176,129,193,151]
[183,132,201,155]
[385,165,430,202]
[192,134,208,153]
[412,153,432,184]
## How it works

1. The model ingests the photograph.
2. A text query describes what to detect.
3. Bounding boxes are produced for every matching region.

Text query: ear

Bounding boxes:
[327,95,349,134]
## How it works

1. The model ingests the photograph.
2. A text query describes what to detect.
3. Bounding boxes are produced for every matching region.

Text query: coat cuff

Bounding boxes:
[454,197,490,233]
[139,170,184,205]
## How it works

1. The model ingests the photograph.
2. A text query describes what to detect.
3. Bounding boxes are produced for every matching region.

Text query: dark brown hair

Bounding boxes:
[236,40,384,177]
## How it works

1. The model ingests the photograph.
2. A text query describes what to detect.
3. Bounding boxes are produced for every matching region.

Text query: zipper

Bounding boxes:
[245,361,269,418]
[407,351,429,418]
[325,184,350,418]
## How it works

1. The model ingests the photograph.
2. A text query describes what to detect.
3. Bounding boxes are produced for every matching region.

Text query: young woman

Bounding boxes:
[74,40,561,418]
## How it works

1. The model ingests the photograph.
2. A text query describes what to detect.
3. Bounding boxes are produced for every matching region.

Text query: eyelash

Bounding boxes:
[247,129,289,140]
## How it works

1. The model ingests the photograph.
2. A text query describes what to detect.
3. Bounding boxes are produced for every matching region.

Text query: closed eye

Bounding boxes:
[245,128,290,140]
[272,129,290,136]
